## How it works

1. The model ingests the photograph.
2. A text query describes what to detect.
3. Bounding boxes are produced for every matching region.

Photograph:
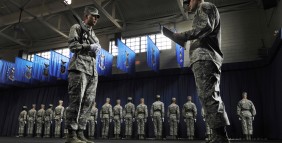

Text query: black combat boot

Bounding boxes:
[208,127,230,143]
[65,129,86,143]
[77,130,94,143]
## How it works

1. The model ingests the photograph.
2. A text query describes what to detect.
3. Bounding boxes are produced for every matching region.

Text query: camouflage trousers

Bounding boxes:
[113,118,121,135]
[136,118,145,135]
[124,117,133,135]
[66,71,98,130]
[54,119,62,137]
[192,61,230,129]
[241,115,253,135]
[169,116,178,136]
[185,118,195,136]
[101,118,110,136]
[152,116,162,136]
[36,120,43,134]
[88,119,96,137]
[44,120,51,136]
[18,121,25,135]
[27,119,35,136]
[205,122,212,135]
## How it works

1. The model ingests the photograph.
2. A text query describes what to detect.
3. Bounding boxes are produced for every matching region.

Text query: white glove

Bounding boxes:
[133,118,135,122]
[152,118,154,122]
[61,119,63,123]
[145,119,147,123]
[184,119,186,123]
[90,43,101,53]
[95,121,97,124]
[239,118,241,120]
[110,119,112,122]
[252,117,254,121]
[194,119,197,122]
[162,118,164,122]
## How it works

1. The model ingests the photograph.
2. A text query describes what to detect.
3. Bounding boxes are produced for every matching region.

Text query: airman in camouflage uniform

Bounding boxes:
[123,97,135,139]
[87,102,98,139]
[151,95,164,140]
[113,99,123,139]
[100,98,112,139]
[173,0,230,142]
[202,107,212,141]
[135,98,148,139]
[54,100,65,138]
[36,104,45,137]
[182,96,197,140]
[44,104,53,138]
[167,98,180,139]
[66,6,101,143]
[18,106,27,137]
[237,92,256,140]
[27,104,36,137]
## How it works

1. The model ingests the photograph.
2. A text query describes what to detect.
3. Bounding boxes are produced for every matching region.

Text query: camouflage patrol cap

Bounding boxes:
[172,97,176,101]
[49,104,53,107]
[156,95,161,99]
[128,97,132,100]
[22,106,27,109]
[84,6,100,18]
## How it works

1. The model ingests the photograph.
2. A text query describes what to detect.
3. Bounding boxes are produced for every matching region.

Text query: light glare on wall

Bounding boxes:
[65,0,72,5]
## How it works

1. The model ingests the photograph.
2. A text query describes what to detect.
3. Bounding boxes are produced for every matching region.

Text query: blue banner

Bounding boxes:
[49,51,69,80]
[96,48,113,76]
[32,55,51,82]
[15,57,33,83]
[117,39,135,74]
[176,43,184,68]
[147,36,160,72]
[0,60,16,85]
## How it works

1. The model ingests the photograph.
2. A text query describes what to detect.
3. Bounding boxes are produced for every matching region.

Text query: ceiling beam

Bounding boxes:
[0,0,94,27]
[91,0,122,30]
[0,32,29,47]
[9,0,68,39]
[176,0,188,20]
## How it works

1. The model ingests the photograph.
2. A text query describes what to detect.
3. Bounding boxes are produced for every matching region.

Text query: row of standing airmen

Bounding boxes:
[18,92,256,140]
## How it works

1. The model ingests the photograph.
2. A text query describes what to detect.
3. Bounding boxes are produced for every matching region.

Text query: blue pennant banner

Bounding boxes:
[176,43,184,68]
[96,48,113,76]
[117,39,136,74]
[32,55,51,82]
[147,36,160,72]
[49,51,70,80]
[0,60,16,85]
[15,57,33,83]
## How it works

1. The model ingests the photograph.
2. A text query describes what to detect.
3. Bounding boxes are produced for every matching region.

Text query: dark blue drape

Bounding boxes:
[147,36,160,72]
[49,51,69,80]
[96,48,113,76]
[117,39,135,74]
[176,43,184,68]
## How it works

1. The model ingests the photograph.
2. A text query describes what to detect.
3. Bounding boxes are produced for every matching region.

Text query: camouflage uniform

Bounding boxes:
[151,97,164,139]
[87,106,98,138]
[113,104,123,138]
[27,107,36,137]
[167,102,180,138]
[202,108,212,141]
[63,107,68,138]
[123,100,135,138]
[174,1,230,134]
[100,102,112,139]
[44,105,53,137]
[135,103,148,139]
[54,104,64,137]
[237,98,256,140]
[18,106,27,137]
[36,107,45,137]
[66,18,99,132]
[182,101,197,139]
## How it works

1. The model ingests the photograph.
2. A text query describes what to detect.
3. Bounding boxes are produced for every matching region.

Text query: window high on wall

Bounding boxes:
[109,33,171,56]
[27,48,71,61]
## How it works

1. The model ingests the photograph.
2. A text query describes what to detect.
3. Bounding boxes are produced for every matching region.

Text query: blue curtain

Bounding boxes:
[49,51,69,80]
[96,48,113,76]
[0,60,15,85]
[32,55,51,82]
[14,57,33,83]
[176,43,184,68]
[147,36,160,72]
[117,39,135,74]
